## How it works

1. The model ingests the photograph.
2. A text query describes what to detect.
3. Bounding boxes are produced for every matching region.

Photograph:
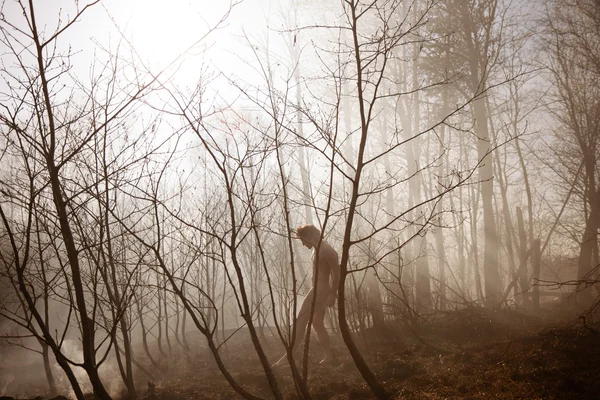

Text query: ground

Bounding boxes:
[139,307,600,400]
[1,307,599,399]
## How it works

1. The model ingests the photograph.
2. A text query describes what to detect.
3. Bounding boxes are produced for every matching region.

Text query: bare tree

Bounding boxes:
[0,1,165,397]
[270,0,487,396]
[542,0,600,306]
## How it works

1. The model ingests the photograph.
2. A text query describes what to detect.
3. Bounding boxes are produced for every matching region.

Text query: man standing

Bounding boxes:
[274,224,340,366]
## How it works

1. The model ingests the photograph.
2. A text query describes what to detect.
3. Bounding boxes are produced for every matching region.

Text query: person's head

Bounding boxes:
[295,224,321,249]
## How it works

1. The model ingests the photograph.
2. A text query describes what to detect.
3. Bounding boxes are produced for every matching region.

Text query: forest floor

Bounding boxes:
[138,306,600,400]
[2,306,600,400]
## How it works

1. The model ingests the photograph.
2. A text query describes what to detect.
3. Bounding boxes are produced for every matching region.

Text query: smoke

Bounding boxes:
[59,339,126,399]
[0,343,48,398]
[0,337,127,399]
[1,375,14,396]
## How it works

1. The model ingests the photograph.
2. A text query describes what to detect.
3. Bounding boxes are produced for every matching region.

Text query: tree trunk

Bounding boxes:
[415,237,432,310]
[1,206,86,400]
[577,207,600,305]
[30,1,111,394]
[41,341,57,396]
[156,276,166,359]
[434,92,448,311]
[181,306,189,350]
[494,146,518,303]
[135,293,159,369]
[334,3,392,398]
[365,264,385,329]
[164,286,172,356]
[295,60,314,228]
[119,318,136,399]
[516,207,530,308]
[411,3,431,312]
[469,177,484,302]
[532,239,541,311]
[458,0,501,308]
[457,133,467,294]
[515,136,534,268]
[146,241,264,400]
[474,97,500,307]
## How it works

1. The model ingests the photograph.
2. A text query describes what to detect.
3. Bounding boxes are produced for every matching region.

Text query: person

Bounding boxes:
[273,224,340,366]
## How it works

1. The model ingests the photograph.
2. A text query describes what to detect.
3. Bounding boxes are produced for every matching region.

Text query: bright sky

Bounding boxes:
[0,0,307,143]
[101,0,267,69]
[99,0,297,107]
[0,0,281,82]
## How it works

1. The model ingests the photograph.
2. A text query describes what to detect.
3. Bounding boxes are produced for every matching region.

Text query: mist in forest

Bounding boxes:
[1,0,599,399]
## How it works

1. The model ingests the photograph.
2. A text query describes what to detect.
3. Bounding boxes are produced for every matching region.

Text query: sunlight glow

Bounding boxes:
[107,0,266,71]
[121,0,215,65]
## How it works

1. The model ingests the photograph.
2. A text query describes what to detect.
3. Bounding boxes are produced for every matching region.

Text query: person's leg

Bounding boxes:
[290,289,313,351]
[313,306,334,363]
[273,289,314,366]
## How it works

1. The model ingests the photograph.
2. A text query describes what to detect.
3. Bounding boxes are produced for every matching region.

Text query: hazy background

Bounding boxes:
[0,0,598,398]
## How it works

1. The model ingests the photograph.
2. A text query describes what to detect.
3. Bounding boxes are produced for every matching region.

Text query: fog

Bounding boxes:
[0,0,599,399]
